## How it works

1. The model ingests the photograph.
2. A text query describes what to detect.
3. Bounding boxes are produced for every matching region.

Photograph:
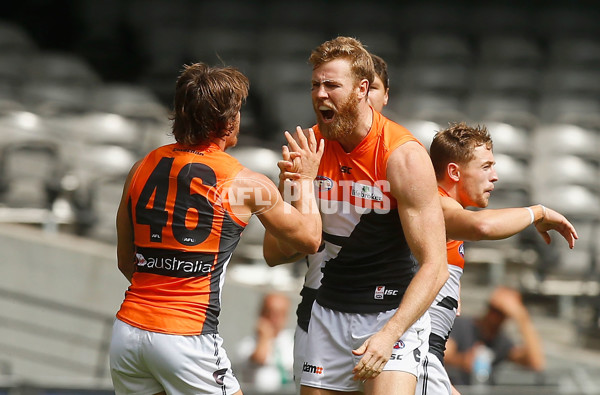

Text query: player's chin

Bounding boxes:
[480,197,490,208]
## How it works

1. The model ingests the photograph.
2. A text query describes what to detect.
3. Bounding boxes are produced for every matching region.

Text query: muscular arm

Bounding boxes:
[382,141,449,338]
[263,128,323,265]
[234,169,322,255]
[443,198,577,248]
[352,141,449,380]
[263,171,306,266]
[116,160,142,283]
[263,230,306,266]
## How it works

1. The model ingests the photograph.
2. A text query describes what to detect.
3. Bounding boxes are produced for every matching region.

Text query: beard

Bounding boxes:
[316,93,360,141]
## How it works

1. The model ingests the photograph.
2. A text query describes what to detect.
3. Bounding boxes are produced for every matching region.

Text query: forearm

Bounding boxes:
[448,205,546,241]
[381,261,448,339]
[289,178,320,224]
[289,178,322,246]
[249,337,273,365]
[516,314,546,370]
[263,230,304,266]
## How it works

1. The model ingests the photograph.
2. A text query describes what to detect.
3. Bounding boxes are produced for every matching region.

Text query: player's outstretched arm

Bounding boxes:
[442,199,578,248]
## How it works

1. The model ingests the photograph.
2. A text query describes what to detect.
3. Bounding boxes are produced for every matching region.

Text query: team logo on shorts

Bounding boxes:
[393,340,405,349]
[303,362,324,375]
[213,368,228,385]
[459,242,465,258]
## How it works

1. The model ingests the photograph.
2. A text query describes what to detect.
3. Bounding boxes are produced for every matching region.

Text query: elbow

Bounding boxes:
[437,262,450,290]
[298,236,321,255]
[470,221,494,241]
[263,248,282,267]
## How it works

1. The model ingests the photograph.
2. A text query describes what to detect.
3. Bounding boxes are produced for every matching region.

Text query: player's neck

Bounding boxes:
[438,181,462,205]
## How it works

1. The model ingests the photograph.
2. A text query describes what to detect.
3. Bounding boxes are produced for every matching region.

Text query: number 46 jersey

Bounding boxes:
[117,142,247,336]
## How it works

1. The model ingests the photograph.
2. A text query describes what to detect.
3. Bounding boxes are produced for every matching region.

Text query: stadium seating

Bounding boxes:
[2,2,600,391]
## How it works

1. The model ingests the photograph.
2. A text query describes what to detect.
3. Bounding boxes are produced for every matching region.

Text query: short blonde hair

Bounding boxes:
[309,36,374,87]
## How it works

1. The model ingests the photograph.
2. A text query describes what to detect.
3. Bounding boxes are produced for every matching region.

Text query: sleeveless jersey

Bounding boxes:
[313,110,420,314]
[428,186,465,362]
[116,143,247,335]
[295,248,324,332]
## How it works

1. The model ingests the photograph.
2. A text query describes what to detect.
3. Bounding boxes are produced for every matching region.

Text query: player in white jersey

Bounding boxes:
[417,122,578,395]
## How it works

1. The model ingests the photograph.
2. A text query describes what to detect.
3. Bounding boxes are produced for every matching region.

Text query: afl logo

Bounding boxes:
[315,175,333,191]
[393,340,405,349]
[459,243,465,258]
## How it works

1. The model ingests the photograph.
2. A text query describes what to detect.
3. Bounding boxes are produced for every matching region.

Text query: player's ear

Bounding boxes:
[358,79,369,99]
[448,163,460,182]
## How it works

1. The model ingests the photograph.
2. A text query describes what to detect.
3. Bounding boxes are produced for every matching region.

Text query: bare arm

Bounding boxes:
[352,141,449,380]
[263,145,308,266]
[235,169,321,255]
[442,198,578,248]
[492,288,546,371]
[263,127,323,265]
[116,160,142,283]
[263,230,306,266]
[248,316,277,365]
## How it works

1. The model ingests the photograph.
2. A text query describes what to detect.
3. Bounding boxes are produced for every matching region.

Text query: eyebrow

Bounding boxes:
[312,78,337,85]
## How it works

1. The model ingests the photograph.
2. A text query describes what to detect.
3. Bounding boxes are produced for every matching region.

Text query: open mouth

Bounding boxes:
[319,105,335,122]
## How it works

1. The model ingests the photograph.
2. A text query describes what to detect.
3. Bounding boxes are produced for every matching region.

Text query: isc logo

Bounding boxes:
[374,286,399,299]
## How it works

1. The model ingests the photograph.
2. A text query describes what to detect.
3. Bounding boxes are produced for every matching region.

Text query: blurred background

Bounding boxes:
[0,0,599,394]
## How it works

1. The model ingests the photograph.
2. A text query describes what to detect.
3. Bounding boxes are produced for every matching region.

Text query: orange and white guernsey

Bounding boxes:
[312,110,421,314]
[427,186,465,362]
[116,143,246,335]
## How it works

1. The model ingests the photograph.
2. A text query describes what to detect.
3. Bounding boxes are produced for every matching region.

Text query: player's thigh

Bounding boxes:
[147,332,241,394]
[365,370,417,395]
[416,354,452,395]
[109,319,165,395]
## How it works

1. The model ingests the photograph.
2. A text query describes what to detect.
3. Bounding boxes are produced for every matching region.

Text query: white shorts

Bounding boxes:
[416,353,452,395]
[300,304,430,392]
[293,325,308,393]
[109,319,241,395]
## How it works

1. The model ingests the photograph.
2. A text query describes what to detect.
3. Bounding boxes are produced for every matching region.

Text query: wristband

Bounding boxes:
[526,207,535,225]
[540,204,547,221]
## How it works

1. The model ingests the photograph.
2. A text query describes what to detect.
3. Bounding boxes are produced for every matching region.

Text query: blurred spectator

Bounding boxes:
[236,292,295,393]
[444,286,546,385]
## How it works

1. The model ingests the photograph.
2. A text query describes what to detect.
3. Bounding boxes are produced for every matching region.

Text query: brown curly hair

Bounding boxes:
[170,63,249,146]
